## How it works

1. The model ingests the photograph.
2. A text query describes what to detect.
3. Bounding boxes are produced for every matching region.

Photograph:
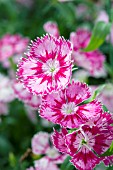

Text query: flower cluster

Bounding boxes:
[27,132,66,170]
[0,34,29,68]
[17,34,113,170]
[70,28,106,77]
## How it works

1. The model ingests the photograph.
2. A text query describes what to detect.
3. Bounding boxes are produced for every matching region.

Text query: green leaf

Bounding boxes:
[83,21,112,52]
[110,8,113,23]
[91,84,105,100]
[102,105,109,112]
[78,84,105,106]
[61,156,75,170]
[101,141,113,157]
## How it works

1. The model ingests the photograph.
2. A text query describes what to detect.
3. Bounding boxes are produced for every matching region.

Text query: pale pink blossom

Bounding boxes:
[40,81,102,128]
[97,84,113,112]
[70,29,106,77]
[17,34,73,95]
[24,105,37,124]
[13,81,42,109]
[0,102,8,116]
[34,157,59,170]
[31,131,66,165]
[0,74,15,102]
[0,34,29,62]
[90,84,113,113]
[32,132,50,155]
[43,21,59,38]
[96,10,109,23]
[26,167,34,170]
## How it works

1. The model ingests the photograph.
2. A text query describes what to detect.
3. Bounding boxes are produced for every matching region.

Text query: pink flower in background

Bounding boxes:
[98,84,113,113]
[32,132,50,155]
[40,81,102,128]
[24,105,37,124]
[90,84,113,113]
[13,81,42,109]
[17,34,73,95]
[43,21,60,38]
[34,157,59,170]
[32,132,66,164]
[0,74,15,102]
[70,29,106,77]
[26,167,34,170]
[0,34,29,62]
[0,102,8,116]
[96,10,109,23]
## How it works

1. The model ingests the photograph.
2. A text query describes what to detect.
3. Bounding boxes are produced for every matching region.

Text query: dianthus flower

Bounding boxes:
[31,132,66,165]
[0,74,15,102]
[43,21,59,38]
[13,81,42,109]
[0,34,29,62]
[40,81,102,128]
[17,34,73,95]
[34,157,59,170]
[70,28,106,77]
[52,112,113,170]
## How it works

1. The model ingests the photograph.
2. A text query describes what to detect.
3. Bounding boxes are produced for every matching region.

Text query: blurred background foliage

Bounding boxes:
[0,0,113,169]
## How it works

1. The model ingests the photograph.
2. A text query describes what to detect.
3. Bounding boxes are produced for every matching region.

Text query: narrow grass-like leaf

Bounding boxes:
[83,21,112,52]
[101,141,113,157]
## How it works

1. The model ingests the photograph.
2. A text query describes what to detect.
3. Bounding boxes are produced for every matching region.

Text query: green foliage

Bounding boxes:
[61,156,75,170]
[83,21,112,52]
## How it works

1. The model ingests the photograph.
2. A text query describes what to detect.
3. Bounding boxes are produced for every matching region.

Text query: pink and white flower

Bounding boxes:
[0,74,15,102]
[0,34,29,62]
[70,28,106,77]
[13,81,42,109]
[97,84,113,113]
[32,132,50,155]
[66,124,113,170]
[31,131,66,165]
[40,81,102,128]
[34,157,59,170]
[52,111,113,170]
[26,167,34,170]
[43,21,60,38]
[17,34,73,95]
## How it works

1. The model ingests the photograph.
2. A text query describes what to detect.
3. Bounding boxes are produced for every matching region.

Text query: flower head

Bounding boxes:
[13,81,42,109]
[43,21,59,38]
[40,81,102,128]
[0,74,15,102]
[17,34,73,95]
[52,111,113,170]
[0,34,29,62]
[34,157,59,170]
